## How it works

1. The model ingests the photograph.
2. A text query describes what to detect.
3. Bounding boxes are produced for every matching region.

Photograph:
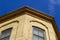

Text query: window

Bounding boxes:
[0,28,12,40]
[33,26,45,40]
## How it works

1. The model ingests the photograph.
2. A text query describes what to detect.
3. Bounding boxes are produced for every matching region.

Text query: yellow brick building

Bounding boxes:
[0,7,59,40]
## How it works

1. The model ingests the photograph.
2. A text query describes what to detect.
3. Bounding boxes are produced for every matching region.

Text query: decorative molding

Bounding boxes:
[0,20,19,28]
[0,6,59,40]
[30,20,48,29]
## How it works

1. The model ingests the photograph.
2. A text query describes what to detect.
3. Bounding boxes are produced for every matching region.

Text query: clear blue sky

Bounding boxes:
[0,0,60,31]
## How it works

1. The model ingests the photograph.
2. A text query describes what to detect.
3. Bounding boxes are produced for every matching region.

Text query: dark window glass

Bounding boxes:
[33,26,45,40]
[0,28,12,40]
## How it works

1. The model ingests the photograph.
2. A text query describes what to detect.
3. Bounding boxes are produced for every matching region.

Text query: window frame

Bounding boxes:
[32,26,46,40]
[0,21,18,40]
[0,28,12,40]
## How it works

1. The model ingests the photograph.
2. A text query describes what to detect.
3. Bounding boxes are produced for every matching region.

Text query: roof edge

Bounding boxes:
[0,6,54,22]
[0,6,59,40]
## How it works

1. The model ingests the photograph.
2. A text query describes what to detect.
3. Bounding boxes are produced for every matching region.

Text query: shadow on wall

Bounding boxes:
[58,32,60,39]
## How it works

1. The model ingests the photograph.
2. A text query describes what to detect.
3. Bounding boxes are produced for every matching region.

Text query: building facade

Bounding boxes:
[0,7,59,40]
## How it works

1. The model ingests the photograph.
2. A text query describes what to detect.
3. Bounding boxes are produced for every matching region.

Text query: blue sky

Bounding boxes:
[0,0,60,31]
